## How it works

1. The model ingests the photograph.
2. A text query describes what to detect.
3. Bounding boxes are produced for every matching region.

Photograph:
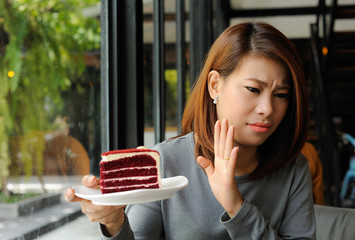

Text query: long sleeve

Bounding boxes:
[100,214,134,240]
[221,155,316,239]
[125,201,164,239]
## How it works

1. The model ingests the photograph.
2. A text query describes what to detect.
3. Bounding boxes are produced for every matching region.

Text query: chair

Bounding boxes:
[314,204,355,240]
[340,156,355,201]
[340,133,355,204]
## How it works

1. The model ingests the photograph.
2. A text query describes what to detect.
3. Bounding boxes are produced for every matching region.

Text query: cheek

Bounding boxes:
[218,93,251,121]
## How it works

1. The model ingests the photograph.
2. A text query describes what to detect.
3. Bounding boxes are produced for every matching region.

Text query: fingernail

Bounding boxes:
[65,189,73,201]
[89,175,95,183]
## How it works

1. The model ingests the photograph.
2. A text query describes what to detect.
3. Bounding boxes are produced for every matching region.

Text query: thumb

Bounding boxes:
[197,156,214,176]
[82,175,100,188]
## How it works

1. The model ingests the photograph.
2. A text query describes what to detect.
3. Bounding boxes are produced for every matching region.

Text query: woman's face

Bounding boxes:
[209,55,290,147]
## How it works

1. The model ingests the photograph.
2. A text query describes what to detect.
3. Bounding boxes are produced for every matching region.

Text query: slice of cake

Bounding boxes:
[100,148,161,194]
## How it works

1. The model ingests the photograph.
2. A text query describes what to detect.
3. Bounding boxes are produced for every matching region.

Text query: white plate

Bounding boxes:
[73,176,188,205]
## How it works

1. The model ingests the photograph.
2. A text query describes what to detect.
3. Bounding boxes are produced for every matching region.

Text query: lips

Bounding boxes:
[248,122,272,133]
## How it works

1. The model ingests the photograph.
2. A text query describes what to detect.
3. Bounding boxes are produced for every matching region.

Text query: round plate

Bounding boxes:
[73,176,188,205]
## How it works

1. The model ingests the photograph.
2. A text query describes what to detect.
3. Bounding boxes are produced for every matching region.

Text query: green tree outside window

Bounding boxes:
[0,0,100,197]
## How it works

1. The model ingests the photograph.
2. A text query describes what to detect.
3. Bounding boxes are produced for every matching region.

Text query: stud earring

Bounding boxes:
[213,96,218,104]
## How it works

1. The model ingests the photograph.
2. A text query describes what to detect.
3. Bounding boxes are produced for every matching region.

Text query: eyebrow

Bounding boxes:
[245,78,290,90]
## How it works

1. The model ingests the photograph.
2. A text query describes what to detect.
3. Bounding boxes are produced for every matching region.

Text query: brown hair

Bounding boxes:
[182,22,309,179]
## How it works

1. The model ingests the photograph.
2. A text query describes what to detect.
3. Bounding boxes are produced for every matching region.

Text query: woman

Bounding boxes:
[65,22,315,239]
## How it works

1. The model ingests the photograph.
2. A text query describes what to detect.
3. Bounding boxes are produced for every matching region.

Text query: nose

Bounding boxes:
[255,96,273,117]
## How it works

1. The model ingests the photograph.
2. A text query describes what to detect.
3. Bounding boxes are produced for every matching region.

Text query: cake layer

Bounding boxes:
[100,155,157,171]
[101,167,158,179]
[101,176,158,187]
[101,183,160,194]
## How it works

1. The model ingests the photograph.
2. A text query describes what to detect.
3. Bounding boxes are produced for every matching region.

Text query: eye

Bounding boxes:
[246,86,260,94]
[274,93,289,99]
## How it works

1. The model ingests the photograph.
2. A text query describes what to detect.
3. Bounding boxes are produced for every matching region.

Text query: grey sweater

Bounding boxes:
[100,132,316,240]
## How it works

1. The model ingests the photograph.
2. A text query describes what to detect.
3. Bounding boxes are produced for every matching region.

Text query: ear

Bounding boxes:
[208,70,221,99]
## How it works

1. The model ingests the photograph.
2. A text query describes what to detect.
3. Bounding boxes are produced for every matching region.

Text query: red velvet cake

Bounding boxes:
[100,148,161,194]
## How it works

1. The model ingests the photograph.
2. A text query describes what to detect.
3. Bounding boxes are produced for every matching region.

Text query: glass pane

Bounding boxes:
[143,0,190,148]
[0,0,100,222]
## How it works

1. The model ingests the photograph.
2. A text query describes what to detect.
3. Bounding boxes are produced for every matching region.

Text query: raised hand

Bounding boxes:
[65,175,126,237]
[197,119,244,218]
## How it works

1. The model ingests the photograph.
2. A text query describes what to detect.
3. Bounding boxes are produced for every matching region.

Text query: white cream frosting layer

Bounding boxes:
[101,151,159,162]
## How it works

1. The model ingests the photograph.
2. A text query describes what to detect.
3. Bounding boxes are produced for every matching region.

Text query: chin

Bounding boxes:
[237,138,267,148]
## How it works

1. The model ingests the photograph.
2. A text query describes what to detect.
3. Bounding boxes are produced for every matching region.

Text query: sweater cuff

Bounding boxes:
[221,200,259,239]
[220,200,251,227]
[100,214,133,240]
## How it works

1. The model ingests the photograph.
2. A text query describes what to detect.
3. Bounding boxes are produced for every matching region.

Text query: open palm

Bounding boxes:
[197,119,244,218]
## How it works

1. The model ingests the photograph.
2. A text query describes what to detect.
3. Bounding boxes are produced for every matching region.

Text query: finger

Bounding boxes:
[81,200,126,223]
[197,156,215,176]
[65,188,83,202]
[94,206,124,223]
[80,199,125,215]
[82,175,100,188]
[80,201,107,222]
[214,120,221,158]
[84,205,125,226]
[227,146,239,176]
[224,125,235,160]
[219,119,228,160]
[80,200,105,215]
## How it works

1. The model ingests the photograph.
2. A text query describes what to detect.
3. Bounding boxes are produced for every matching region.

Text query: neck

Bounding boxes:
[234,145,259,176]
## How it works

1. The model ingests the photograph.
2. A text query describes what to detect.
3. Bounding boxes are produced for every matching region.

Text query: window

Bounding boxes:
[0,0,101,212]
